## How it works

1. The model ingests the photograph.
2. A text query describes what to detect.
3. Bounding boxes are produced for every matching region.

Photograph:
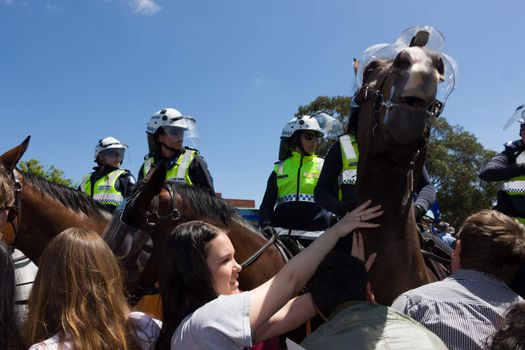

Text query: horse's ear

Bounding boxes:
[0,136,31,172]
[409,30,430,47]
[140,161,168,199]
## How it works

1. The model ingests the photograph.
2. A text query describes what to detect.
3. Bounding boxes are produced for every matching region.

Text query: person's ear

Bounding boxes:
[366,282,376,304]
[451,239,462,271]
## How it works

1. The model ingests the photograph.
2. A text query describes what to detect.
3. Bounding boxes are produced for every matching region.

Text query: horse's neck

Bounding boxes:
[16,179,110,262]
[357,155,430,305]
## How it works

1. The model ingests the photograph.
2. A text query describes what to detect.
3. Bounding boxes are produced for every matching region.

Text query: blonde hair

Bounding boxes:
[458,210,525,283]
[22,227,141,350]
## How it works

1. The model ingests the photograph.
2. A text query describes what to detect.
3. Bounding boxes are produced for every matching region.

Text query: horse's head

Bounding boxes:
[353,27,456,164]
[0,136,30,245]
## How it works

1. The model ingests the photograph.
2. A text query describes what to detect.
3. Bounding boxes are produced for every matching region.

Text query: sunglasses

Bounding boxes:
[302,133,320,141]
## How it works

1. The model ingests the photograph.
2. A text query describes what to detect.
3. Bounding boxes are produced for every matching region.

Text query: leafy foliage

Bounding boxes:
[427,118,500,228]
[19,159,76,188]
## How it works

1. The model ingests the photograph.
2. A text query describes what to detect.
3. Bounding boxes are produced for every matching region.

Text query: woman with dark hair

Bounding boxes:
[155,200,382,349]
[0,242,24,350]
[23,227,161,350]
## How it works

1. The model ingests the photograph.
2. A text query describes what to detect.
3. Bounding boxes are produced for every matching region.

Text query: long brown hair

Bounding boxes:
[22,227,141,350]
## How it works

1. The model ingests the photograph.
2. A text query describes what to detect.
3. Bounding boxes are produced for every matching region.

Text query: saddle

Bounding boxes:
[418,224,452,280]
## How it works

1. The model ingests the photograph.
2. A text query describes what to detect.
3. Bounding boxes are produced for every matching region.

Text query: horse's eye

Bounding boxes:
[433,56,445,76]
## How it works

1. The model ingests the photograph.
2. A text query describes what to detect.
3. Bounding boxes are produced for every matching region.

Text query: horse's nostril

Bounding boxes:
[393,51,412,70]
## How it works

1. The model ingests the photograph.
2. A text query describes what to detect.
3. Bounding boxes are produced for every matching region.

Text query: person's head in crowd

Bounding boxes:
[22,227,143,350]
[453,209,525,284]
[157,221,242,349]
[438,221,450,233]
[485,302,525,350]
[307,252,373,319]
[0,241,24,350]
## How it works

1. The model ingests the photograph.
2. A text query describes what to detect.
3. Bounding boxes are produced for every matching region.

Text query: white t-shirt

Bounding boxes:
[171,292,252,349]
[28,311,161,350]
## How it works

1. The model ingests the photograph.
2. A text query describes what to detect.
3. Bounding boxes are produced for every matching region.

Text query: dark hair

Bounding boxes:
[0,242,24,350]
[307,252,368,318]
[458,210,525,283]
[155,221,222,350]
[485,302,525,350]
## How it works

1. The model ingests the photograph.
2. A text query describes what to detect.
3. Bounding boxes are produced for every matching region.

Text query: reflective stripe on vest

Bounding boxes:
[504,153,525,195]
[339,134,359,185]
[82,169,126,207]
[274,151,323,206]
[143,150,196,185]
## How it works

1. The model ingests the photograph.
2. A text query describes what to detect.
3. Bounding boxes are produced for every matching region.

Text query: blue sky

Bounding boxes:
[1,0,524,205]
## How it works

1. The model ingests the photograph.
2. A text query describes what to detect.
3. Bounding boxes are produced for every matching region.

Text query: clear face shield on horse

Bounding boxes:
[162,116,201,149]
[354,26,458,119]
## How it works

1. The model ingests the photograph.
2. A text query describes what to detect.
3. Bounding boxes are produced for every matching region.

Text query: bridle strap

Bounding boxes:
[240,233,277,269]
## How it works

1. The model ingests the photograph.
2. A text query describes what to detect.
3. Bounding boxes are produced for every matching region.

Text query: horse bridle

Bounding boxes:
[2,170,22,247]
[141,182,282,269]
[355,61,440,209]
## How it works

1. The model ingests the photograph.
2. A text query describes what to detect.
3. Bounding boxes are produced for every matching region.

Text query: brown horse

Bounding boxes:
[353,28,456,305]
[0,136,112,262]
[107,160,288,317]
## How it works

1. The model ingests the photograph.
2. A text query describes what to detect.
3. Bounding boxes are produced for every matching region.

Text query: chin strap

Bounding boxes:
[158,141,180,154]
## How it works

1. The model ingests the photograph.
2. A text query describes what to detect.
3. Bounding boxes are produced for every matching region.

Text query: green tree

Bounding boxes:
[427,118,500,228]
[296,95,351,157]
[19,159,76,187]
[297,95,499,228]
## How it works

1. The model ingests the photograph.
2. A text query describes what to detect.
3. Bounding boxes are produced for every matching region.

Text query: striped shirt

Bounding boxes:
[391,269,523,350]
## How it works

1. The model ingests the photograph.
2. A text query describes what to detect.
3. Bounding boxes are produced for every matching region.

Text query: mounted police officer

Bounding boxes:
[79,136,136,212]
[138,107,215,195]
[479,107,525,223]
[259,115,332,249]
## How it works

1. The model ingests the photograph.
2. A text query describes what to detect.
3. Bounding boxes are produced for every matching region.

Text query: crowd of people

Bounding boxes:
[0,103,523,350]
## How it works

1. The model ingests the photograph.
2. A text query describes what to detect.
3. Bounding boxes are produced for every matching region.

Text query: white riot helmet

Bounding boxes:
[94,136,127,163]
[281,115,324,139]
[146,108,200,152]
[278,115,324,160]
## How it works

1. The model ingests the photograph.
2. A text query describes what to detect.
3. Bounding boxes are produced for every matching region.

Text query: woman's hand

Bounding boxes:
[331,199,382,238]
[351,231,377,271]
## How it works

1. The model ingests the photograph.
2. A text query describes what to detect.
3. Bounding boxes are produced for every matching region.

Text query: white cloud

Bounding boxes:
[253,77,263,84]
[44,3,61,11]
[4,0,13,4]
[128,0,161,15]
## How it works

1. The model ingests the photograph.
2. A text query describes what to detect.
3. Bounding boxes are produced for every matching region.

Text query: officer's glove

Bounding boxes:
[505,139,525,157]
[261,224,276,240]
[414,204,427,222]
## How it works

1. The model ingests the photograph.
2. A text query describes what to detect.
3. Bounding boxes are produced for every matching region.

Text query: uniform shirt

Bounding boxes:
[479,140,525,217]
[137,149,215,196]
[314,140,436,218]
[78,165,136,212]
[259,152,332,232]
[391,269,523,350]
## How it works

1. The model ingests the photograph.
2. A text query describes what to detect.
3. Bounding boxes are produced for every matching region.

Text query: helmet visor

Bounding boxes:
[312,113,344,139]
[163,116,200,148]
[99,148,125,162]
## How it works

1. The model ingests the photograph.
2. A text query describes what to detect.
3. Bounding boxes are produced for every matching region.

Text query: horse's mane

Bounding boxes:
[19,170,108,216]
[172,184,244,226]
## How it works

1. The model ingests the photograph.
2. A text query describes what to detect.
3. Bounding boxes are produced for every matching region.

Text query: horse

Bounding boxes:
[106,160,289,318]
[352,28,456,305]
[0,136,112,263]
